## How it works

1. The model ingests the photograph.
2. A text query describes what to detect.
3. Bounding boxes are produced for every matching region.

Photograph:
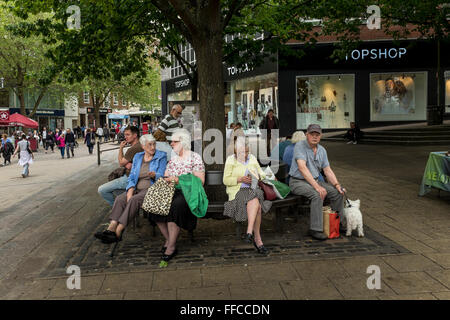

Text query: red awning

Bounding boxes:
[0,112,39,129]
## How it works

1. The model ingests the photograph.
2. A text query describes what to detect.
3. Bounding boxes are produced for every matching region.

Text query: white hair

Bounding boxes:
[291,131,306,143]
[172,128,191,150]
[139,134,156,146]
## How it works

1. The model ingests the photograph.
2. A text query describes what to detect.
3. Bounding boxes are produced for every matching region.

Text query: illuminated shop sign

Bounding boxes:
[346,48,407,61]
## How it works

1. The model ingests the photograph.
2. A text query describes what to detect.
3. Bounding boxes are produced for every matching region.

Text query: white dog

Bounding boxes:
[343,199,364,237]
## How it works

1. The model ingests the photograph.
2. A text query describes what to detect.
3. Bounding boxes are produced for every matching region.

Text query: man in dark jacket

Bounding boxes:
[103,125,110,143]
[65,128,76,158]
[259,109,280,156]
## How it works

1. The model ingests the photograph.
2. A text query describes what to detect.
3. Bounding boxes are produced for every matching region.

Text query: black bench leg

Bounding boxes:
[189,230,195,242]
[235,222,243,239]
[110,241,119,258]
[272,208,283,233]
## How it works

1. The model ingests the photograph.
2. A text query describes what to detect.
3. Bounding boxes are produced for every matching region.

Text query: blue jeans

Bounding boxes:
[59,147,65,158]
[23,163,29,176]
[98,175,128,206]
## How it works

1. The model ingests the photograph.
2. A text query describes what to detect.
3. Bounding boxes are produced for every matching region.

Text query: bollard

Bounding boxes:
[97,141,101,165]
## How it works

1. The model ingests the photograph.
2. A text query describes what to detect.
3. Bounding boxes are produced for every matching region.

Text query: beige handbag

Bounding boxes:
[142,178,175,216]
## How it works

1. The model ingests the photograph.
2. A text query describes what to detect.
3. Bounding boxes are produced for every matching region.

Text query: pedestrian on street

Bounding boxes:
[46,131,55,153]
[84,128,96,154]
[56,132,66,159]
[103,124,109,143]
[1,134,14,166]
[259,109,280,157]
[65,128,76,158]
[41,127,48,152]
[12,134,34,178]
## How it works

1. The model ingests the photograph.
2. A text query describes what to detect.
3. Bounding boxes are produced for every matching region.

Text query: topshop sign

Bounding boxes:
[346,47,407,61]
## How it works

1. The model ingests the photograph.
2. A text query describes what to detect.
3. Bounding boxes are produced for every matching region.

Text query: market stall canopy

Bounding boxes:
[0,112,39,129]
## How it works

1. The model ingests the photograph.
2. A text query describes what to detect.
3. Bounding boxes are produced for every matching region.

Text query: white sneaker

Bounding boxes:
[353,141,357,144]
[346,141,353,144]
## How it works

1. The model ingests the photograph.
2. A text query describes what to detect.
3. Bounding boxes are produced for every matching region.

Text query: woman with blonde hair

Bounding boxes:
[223,137,272,254]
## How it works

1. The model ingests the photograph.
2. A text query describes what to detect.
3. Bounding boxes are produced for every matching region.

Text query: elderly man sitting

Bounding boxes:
[288,124,345,240]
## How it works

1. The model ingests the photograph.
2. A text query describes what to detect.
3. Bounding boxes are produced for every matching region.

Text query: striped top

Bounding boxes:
[158,114,181,142]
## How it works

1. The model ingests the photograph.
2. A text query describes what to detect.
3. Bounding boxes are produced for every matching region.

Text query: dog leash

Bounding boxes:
[341,186,352,207]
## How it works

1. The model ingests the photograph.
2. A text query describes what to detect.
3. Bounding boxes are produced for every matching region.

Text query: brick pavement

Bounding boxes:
[0,140,449,300]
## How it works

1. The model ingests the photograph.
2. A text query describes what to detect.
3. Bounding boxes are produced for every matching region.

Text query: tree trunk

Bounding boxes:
[193,33,225,172]
[191,70,198,101]
[29,87,48,118]
[18,86,26,115]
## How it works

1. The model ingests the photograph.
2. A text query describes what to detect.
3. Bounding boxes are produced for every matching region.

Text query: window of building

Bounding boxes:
[296,74,355,129]
[113,93,119,106]
[170,42,196,79]
[445,71,450,113]
[104,94,110,108]
[83,91,90,104]
[0,89,8,108]
[370,72,427,121]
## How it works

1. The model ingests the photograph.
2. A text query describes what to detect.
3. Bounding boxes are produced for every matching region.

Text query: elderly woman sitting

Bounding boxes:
[223,137,272,254]
[148,128,205,262]
[95,134,167,243]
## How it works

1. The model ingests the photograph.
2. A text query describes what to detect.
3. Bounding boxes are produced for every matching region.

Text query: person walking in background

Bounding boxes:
[12,134,34,178]
[96,126,104,142]
[259,109,280,156]
[103,124,109,143]
[46,130,56,153]
[56,131,66,159]
[1,134,14,166]
[84,128,96,154]
[41,127,48,152]
[65,128,76,158]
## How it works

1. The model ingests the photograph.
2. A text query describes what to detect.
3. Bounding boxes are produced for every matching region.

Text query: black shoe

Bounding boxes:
[244,233,254,243]
[253,240,269,255]
[161,246,167,254]
[101,231,122,244]
[308,229,328,241]
[94,230,115,241]
[162,248,178,262]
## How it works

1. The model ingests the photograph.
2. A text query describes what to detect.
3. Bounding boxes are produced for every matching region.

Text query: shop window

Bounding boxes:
[370,72,427,121]
[445,71,450,113]
[296,74,355,129]
[113,93,119,106]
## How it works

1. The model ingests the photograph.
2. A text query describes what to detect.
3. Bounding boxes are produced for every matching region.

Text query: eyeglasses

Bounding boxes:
[171,140,180,143]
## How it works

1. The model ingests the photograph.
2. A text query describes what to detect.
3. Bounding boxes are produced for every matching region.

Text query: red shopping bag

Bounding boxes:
[323,207,340,239]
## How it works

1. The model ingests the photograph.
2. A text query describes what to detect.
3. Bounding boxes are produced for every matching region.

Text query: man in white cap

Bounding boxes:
[289,124,345,240]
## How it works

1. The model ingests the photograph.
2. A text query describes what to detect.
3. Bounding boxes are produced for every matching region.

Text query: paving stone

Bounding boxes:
[48,275,105,298]
[432,291,450,300]
[334,256,398,277]
[229,283,286,300]
[291,260,350,280]
[422,253,450,269]
[396,241,438,254]
[378,293,437,300]
[329,276,396,298]
[422,239,450,253]
[248,263,300,283]
[201,266,253,286]
[383,272,448,295]
[177,286,231,300]
[152,269,202,290]
[17,279,57,300]
[381,254,443,273]
[71,293,124,300]
[280,279,343,300]
[124,290,177,300]
[100,272,153,294]
[425,269,450,289]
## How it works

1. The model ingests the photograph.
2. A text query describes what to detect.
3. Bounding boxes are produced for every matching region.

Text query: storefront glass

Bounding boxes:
[296,74,355,129]
[370,72,427,121]
[226,72,278,132]
[445,71,450,113]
